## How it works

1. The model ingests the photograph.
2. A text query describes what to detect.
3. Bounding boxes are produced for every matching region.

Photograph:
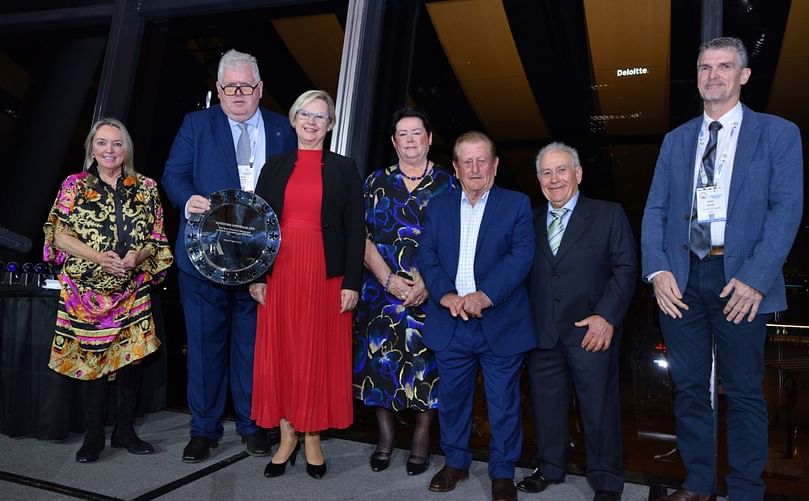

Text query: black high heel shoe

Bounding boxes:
[264,440,300,478]
[306,459,327,479]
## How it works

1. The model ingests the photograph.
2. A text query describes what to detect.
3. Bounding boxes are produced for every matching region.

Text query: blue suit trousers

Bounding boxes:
[660,255,768,500]
[179,270,258,439]
[435,319,524,480]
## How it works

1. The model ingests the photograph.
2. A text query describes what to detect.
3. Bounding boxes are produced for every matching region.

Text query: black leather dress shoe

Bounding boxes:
[242,431,273,456]
[594,489,621,501]
[515,468,562,493]
[182,436,218,463]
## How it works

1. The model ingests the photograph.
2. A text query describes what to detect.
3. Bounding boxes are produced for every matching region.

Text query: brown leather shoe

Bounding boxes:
[429,465,470,492]
[491,478,518,501]
[659,488,711,501]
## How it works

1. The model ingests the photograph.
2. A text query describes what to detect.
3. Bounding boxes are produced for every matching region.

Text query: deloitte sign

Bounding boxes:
[616,67,649,77]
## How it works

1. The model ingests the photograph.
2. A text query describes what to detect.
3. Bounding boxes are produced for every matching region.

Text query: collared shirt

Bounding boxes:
[455,190,490,296]
[545,191,580,232]
[227,110,266,187]
[692,101,743,246]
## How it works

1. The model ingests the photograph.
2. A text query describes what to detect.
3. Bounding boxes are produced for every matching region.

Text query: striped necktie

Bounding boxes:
[547,207,568,256]
[689,120,722,259]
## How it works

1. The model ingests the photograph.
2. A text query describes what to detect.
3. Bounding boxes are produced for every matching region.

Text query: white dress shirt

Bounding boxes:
[455,190,490,296]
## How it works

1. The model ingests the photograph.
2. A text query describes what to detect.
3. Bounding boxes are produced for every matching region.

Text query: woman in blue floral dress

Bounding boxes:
[353,108,455,475]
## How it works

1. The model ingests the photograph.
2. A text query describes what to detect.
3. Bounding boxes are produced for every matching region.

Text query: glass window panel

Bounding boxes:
[0,26,106,262]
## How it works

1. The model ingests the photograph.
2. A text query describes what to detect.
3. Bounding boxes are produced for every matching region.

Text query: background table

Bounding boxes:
[0,285,167,440]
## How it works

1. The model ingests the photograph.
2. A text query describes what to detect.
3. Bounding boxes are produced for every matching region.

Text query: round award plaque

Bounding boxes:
[184,189,280,285]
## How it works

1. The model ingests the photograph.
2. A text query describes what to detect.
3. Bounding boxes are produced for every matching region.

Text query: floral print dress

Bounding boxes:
[353,164,455,411]
[43,168,173,380]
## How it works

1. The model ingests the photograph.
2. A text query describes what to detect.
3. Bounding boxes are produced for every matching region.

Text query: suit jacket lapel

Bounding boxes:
[682,118,701,211]
[728,105,759,216]
[554,195,591,262]
[212,109,241,187]
[450,189,462,277]
[538,206,555,264]
[475,186,499,253]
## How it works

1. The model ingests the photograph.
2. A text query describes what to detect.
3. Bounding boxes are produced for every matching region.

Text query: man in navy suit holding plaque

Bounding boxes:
[162,49,295,463]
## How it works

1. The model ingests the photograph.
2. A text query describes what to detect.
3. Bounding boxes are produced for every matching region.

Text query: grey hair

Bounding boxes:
[217,49,261,83]
[288,89,336,127]
[535,142,580,173]
[698,36,748,68]
[84,117,137,181]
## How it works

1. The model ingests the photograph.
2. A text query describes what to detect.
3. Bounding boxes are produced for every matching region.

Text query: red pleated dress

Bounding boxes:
[251,149,353,432]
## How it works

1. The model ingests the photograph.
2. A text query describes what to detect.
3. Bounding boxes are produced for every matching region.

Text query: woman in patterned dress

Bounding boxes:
[43,118,173,463]
[353,108,455,475]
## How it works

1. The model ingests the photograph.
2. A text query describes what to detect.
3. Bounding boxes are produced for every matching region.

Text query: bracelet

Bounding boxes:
[383,271,393,292]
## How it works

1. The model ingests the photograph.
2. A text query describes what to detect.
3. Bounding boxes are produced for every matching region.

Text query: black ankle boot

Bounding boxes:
[76,378,108,463]
[110,364,154,454]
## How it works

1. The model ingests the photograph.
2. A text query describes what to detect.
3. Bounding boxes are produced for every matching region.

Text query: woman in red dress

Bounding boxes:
[250,90,364,479]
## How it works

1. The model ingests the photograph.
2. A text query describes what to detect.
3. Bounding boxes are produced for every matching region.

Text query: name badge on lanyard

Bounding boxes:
[696,185,727,223]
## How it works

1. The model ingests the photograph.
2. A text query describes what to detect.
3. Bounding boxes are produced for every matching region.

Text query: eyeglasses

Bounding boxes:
[296,110,330,123]
[219,83,259,96]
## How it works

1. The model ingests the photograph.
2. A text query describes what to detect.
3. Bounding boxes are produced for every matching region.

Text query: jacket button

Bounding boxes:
[553,274,560,279]
[682,244,688,251]
[553,297,561,303]
[323,224,330,229]
[683,213,690,220]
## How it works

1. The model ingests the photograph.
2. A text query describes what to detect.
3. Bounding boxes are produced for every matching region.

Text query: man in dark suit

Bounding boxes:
[642,37,803,501]
[419,131,536,501]
[516,143,636,501]
[162,49,296,462]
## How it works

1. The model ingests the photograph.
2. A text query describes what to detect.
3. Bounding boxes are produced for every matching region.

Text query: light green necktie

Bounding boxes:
[547,208,568,255]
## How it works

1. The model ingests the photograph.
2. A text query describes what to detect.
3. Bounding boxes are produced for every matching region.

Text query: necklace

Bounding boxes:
[399,161,430,181]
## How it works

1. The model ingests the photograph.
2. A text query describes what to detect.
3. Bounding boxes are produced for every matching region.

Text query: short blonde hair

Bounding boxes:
[288,89,336,127]
[84,117,137,181]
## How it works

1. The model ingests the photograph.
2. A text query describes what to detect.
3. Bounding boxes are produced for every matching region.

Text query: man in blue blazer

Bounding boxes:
[642,37,803,501]
[517,143,636,501]
[162,49,296,462]
[419,131,535,501]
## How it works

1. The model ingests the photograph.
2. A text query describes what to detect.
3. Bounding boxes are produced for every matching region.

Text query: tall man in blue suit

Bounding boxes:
[642,37,803,501]
[162,49,296,463]
[419,131,536,501]
[517,143,636,501]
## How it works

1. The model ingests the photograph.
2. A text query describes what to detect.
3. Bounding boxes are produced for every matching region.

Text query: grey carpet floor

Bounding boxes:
[0,410,662,500]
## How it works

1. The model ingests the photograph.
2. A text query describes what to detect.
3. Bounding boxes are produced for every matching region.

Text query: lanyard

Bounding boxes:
[697,121,738,187]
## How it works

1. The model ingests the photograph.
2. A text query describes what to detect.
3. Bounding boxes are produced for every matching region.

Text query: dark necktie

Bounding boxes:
[689,121,723,259]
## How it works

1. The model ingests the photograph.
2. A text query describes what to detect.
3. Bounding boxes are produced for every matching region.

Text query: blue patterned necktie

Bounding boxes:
[547,208,568,256]
[689,120,722,259]
[236,122,251,165]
